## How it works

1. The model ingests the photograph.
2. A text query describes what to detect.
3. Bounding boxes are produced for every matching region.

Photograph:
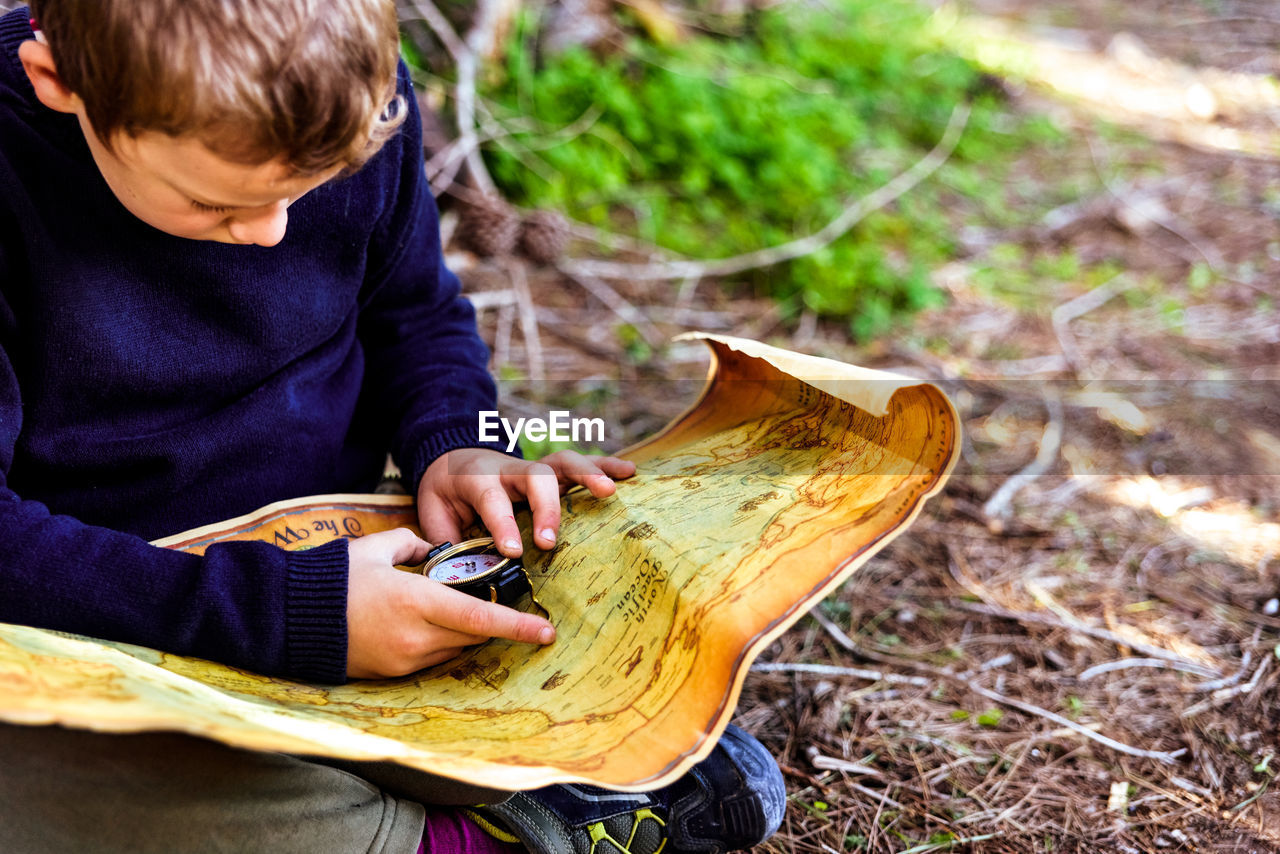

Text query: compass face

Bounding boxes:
[426,552,506,584]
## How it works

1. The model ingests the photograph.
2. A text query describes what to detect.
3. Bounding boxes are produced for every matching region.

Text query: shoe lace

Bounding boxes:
[585,808,668,854]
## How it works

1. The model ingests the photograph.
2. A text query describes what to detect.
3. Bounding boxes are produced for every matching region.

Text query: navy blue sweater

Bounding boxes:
[0,8,502,683]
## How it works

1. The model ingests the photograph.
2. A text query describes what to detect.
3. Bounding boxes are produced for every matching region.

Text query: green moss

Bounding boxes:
[457,0,1064,338]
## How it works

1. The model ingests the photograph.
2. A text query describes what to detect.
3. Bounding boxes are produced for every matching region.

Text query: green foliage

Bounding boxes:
[471,0,1061,338]
[976,708,1004,727]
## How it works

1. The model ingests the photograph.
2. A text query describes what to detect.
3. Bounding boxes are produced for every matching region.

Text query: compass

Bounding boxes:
[418,537,550,619]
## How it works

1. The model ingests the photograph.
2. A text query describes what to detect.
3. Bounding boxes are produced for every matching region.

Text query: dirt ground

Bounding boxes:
[447,1,1280,850]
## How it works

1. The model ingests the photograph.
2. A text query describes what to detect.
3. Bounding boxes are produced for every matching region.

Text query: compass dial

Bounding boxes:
[426,552,506,584]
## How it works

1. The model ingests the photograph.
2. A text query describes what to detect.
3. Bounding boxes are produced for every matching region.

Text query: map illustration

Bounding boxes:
[0,334,959,791]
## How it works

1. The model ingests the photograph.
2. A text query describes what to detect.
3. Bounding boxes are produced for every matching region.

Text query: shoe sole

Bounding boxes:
[666,724,786,854]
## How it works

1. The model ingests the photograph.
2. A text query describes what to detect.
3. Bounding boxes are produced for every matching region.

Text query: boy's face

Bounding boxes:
[82,124,341,246]
[18,35,339,245]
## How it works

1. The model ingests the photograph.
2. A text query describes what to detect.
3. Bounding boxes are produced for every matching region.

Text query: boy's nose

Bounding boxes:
[227,200,289,246]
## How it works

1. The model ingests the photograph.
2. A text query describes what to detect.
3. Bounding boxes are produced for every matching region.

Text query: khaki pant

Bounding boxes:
[0,723,512,854]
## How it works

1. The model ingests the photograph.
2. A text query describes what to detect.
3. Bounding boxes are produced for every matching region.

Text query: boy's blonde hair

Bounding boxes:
[31,0,404,174]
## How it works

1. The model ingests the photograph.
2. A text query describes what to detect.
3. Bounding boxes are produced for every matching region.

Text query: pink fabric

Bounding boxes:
[419,809,524,854]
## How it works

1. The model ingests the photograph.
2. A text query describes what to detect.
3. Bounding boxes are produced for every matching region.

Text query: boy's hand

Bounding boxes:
[345,528,555,679]
[417,448,636,557]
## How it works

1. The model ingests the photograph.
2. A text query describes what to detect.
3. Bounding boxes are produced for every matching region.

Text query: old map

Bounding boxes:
[0,334,958,791]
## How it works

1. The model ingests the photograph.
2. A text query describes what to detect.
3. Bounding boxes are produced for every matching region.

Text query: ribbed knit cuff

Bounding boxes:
[282,538,350,684]
[402,423,521,496]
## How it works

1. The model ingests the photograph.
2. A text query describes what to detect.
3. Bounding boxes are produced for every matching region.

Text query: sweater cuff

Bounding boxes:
[283,538,350,684]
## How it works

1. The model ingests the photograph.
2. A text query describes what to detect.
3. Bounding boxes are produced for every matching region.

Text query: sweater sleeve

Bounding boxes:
[0,510,351,683]
[354,65,514,492]
[0,230,350,683]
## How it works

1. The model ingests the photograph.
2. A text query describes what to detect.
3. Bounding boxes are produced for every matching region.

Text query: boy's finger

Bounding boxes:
[597,456,637,479]
[360,527,432,566]
[516,462,562,549]
[543,453,635,497]
[417,499,466,549]
[467,479,524,556]
[423,585,555,646]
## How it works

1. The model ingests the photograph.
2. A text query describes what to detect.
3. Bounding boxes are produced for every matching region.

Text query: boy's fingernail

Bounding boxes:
[503,538,520,552]
[539,528,556,544]
[538,626,555,644]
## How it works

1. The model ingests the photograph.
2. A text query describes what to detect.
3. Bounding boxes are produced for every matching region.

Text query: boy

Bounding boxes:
[0,1,784,852]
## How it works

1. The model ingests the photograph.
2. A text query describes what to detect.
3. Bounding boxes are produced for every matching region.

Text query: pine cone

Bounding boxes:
[457,195,520,258]
[518,209,570,266]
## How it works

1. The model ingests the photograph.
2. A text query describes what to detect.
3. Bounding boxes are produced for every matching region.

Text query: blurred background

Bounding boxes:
[402,0,1279,850]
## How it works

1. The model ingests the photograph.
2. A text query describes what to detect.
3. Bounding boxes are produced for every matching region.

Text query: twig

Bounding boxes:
[809,605,860,653]
[493,302,514,369]
[813,598,1184,762]
[810,604,1014,682]
[481,102,607,153]
[455,0,501,196]
[1083,135,1269,294]
[1051,274,1130,373]
[1227,775,1271,814]
[978,653,1015,672]
[439,209,459,247]
[400,0,466,59]
[1169,776,1214,798]
[673,274,703,326]
[407,0,498,195]
[561,101,972,281]
[749,662,931,687]
[808,606,922,670]
[845,780,904,810]
[1191,648,1255,692]
[402,0,496,195]
[1078,657,1220,682]
[559,216,685,262]
[950,596,1216,671]
[507,260,545,383]
[981,389,1063,525]
[557,267,665,347]
[898,834,1001,853]
[1180,657,1272,718]
[963,679,1187,764]
[466,288,518,311]
[806,746,884,778]
[531,310,622,361]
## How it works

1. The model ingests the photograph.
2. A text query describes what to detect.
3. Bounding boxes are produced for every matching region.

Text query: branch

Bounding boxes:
[1077,657,1220,682]
[981,389,1063,525]
[403,0,497,195]
[951,597,1218,672]
[557,267,665,347]
[506,260,545,382]
[561,100,973,280]
[1180,656,1272,719]
[1051,274,1132,372]
[813,596,1189,764]
[963,679,1187,764]
[456,0,501,196]
[401,0,466,59]
[750,661,931,686]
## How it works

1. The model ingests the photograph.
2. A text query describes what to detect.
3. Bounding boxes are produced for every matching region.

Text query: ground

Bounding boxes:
[445,1,1279,850]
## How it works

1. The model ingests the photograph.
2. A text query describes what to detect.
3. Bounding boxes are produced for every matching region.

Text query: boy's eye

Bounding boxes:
[191,199,233,214]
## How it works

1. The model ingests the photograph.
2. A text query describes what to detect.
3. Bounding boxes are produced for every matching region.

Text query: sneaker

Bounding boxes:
[471,724,786,854]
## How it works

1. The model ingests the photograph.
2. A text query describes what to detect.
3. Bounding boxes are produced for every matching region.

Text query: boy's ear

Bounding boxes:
[17,39,81,115]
